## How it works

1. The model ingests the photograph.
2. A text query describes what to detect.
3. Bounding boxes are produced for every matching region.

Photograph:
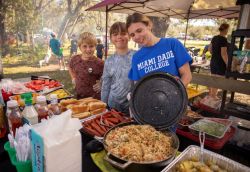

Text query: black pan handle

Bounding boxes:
[104,152,132,170]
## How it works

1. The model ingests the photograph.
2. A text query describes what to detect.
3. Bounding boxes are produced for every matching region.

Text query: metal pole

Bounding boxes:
[105,6,108,59]
[184,18,189,47]
[184,3,193,47]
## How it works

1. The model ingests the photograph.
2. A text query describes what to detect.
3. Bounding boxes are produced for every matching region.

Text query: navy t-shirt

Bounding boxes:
[96,44,104,57]
[129,38,192,81]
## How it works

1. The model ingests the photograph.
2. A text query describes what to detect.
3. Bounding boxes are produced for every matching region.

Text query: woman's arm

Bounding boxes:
[179,63,192,87]
[221,47,228,65]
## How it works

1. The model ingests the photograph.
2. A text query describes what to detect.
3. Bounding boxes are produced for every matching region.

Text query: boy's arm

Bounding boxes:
[101,61,112,104]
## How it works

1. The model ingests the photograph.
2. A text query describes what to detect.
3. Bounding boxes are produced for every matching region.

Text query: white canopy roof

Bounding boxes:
[86,0,240,19]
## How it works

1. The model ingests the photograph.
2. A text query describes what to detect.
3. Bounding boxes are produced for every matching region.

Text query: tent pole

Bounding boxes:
[184,3,193,47]
[184,18,189,47]
[105,6,108,60]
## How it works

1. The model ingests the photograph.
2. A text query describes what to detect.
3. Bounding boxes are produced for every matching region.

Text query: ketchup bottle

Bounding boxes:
[6,100,22,136]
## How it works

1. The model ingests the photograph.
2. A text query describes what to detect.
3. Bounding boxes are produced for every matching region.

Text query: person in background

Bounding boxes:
[101,22,135,114]
[69,32,104,99]
[208,23,229,99]
[201,44,209,60]
[126,13,192,87]
[70,34,78,57]
[49,33,67,70]
[96,38,104,60]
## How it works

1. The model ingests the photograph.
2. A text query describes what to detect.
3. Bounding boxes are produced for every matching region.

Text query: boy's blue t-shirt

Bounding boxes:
[128,38,192,81]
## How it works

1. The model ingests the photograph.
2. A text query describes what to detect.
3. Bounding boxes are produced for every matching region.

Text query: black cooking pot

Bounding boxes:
[103,121,179,170]
[103,72,187,170]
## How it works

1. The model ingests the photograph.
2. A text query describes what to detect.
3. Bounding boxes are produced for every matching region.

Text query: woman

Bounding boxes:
[208,23,229,99]
[101,22,135,114]
[126,13,192,87]
[69,32,104,99]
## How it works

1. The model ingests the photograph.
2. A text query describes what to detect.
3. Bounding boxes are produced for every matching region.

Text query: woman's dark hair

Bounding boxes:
[219,23,229,32]
[109,22,127,37]
[126,13,152,29]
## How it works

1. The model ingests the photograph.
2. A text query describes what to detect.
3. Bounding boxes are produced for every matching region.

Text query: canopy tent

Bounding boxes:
[86,0,240,19]
[86,0,240,55]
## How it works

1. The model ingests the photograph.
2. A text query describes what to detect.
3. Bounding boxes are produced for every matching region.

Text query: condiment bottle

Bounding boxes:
[0,104,6,138]
[22,99,38,125]
[48,94,61,115]
[35,96,49,122]
[6,100,22,136]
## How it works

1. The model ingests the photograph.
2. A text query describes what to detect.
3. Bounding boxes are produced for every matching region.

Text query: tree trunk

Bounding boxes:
[149,16,170,37]
[26,30,30,44]
[0,0,9,58]
[69,16,80,36]
[58,14,72,41]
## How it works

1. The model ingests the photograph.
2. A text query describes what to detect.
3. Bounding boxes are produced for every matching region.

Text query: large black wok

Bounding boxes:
[103,122,179,170]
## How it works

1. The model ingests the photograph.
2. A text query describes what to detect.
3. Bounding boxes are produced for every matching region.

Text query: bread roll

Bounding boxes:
[90,108,106,115]
[88,102,106,111]
[78,97,99,104]
[72,112,91,119]
[67,104,89,114]
[60,98,78,107]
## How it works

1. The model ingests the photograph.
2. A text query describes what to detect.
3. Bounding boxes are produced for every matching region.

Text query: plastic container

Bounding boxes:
[4,141,16,161]
[22,99,38,125]
[35,96,49,121]
[48,94,61,115]
[189,118,231,139]
[12,155,32,172]
[6,100,23,136]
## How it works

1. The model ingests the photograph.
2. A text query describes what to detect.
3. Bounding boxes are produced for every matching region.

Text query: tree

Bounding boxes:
[149,16,170,37]
[57,0,90,40]
[0,0,11,57]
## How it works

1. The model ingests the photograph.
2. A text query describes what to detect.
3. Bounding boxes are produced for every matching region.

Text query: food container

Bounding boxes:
[185,109,203,122]
[103,72,188,169]
[103,122,179,170]
[189,118,232,140]
[161,145,250,172]
[81,109,132,139]
[45,88,73,101]
[177,118,193,131]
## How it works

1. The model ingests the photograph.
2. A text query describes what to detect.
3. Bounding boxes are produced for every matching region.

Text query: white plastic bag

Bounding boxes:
[32,110,82,172]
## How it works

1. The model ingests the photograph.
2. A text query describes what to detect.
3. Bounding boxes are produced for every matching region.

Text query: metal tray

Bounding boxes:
[161,145,250,172]
[188,118,231,139]
[44,88,73,101]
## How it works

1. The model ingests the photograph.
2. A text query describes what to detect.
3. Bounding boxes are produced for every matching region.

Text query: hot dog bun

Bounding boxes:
[72,112,91,119]
[88,102,107,111]
[90,108,106,115]
[60,98,78,107]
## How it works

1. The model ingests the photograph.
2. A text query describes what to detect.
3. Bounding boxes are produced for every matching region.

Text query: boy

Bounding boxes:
[101,22,135,114]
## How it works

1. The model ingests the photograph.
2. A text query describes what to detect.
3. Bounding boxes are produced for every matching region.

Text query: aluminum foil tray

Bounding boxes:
[161,145,250,172]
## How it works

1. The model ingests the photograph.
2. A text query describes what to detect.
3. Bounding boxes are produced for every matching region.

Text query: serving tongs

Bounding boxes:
[199,131,205,163]
[31,75,51,80]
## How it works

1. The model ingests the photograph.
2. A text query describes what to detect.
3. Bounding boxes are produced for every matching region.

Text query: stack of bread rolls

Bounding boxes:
[60,97,106,119]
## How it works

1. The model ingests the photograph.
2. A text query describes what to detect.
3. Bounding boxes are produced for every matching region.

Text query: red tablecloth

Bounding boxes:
[177,126,235,150]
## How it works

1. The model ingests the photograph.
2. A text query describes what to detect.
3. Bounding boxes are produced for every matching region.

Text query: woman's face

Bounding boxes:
[127,22,152,47]
[79,42,95,57]
[110,31,129,49]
